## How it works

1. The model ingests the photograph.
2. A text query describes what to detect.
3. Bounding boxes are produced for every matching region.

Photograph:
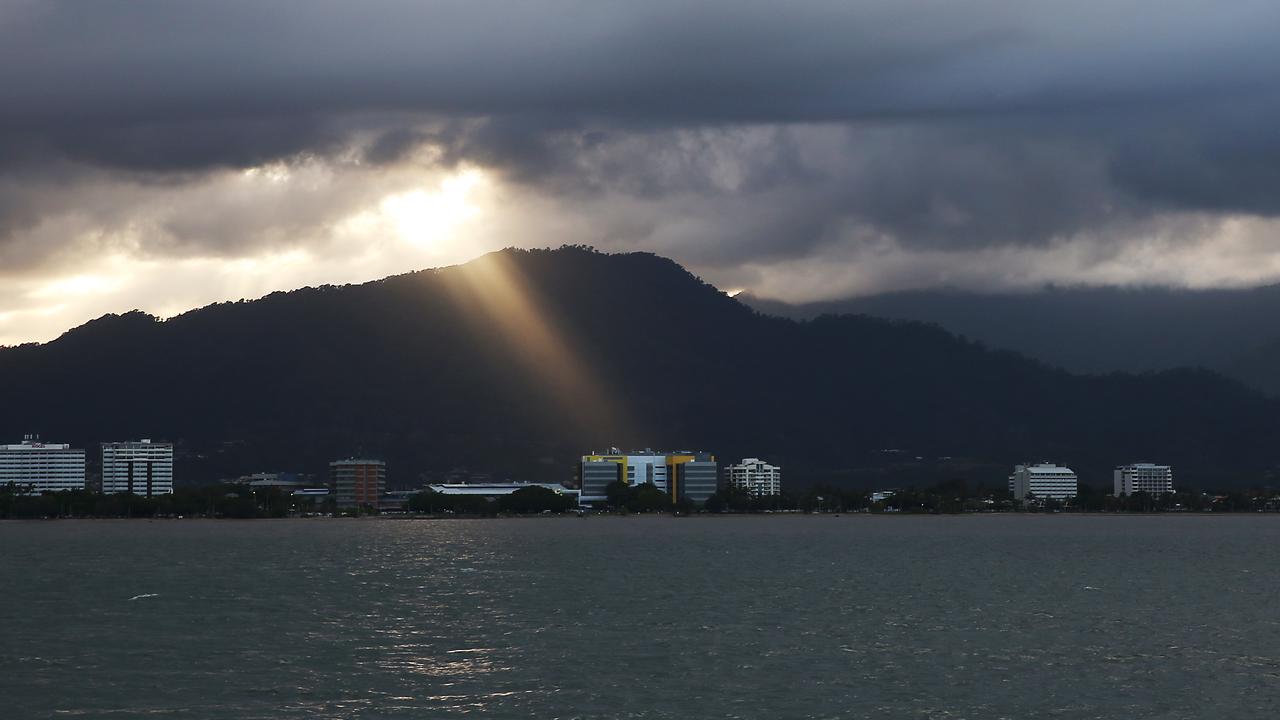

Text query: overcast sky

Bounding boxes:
[3,1,1280,344]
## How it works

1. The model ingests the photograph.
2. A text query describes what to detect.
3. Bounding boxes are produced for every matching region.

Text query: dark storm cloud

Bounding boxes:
[4,2,1274,146]
[1104,95,1280,216]
[2,115,347,173]
[2,0,1280,267]
[1,0,1013,132]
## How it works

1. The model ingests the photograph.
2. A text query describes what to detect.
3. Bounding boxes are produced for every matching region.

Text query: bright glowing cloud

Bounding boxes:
[0,161,511,345]
[379,170,486,249]
[2,1,1280,344]
[28,273,124,300]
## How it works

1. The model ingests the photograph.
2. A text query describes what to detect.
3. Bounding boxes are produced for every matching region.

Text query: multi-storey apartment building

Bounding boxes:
[331,458,386,509]
[1009,462,1078,501]
[0,436,86,493]
[101,439,174,496]
[725,458,782,496]
[1113,463,1173,496]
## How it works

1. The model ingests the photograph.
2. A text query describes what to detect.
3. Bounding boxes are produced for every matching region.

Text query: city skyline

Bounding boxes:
[4,5,1277,718]
[0,429,1180,499]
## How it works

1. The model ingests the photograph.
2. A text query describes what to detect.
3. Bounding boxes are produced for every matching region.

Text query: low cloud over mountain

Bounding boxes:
[4,1,1280,343]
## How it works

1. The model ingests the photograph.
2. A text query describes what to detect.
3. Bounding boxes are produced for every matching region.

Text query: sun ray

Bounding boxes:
[442,250,629,440]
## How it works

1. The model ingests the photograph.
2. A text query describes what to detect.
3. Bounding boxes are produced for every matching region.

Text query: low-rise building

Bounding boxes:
[0,436,86,493]
[101,439,173,496]
[1113,463,1173,496]
[725,458,782,496]
[1009,463,1078,501]
[425,482,579,502]
[239,472,314,490]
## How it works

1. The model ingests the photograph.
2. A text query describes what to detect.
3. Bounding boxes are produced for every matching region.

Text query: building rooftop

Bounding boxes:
[426,483,577,496]
[1021,463,1075,474]
[585,449,713,459]
[2,439,74,451]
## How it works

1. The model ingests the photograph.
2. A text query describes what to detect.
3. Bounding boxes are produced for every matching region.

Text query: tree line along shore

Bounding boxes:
[4,478,1279,519]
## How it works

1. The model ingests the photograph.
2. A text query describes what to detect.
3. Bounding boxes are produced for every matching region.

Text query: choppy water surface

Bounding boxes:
[3,515,1280,718]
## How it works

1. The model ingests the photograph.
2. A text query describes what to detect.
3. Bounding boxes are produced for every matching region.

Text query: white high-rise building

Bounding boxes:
[102,440,174,496]
[725,458,782,496]
[1113,464,1173,496]
[0,436,86,493]
[1009,463,1078,501]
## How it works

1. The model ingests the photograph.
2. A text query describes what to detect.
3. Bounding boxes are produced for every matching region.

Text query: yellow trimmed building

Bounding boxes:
[579,449,717,506]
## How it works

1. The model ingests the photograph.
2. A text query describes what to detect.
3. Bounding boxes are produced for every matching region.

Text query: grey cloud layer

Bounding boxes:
[2,0,1280,283]
[6,2,1277,150]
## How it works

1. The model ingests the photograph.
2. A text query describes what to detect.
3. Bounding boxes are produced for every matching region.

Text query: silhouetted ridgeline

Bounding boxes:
[742,285,1280,392]
[1228,337,1280,396]
[1,247,1278,489]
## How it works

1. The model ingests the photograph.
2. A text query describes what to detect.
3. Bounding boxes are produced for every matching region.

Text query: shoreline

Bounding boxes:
[3,510,1276,522]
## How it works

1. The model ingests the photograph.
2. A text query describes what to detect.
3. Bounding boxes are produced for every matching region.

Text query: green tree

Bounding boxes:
[498,486,573,514]
[605,480,633,509]
[628,482,670,512]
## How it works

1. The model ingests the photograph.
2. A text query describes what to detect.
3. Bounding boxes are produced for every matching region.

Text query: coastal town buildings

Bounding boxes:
[1009,463,1078,501]
[725,457,782,496]
[0,436,86,493]
[331,458,386,509]
[579,449,717,505]
[1113,463,1174,496]
[101,439,174,496]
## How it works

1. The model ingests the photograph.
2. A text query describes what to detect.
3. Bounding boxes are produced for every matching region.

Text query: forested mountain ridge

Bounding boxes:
[741,285,1280,392]
[2,247,1277,490]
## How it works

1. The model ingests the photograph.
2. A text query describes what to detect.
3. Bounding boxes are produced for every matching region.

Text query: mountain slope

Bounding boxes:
[1226,338,1280,396]
[741,285,1280,385]
[1,247,1277,490]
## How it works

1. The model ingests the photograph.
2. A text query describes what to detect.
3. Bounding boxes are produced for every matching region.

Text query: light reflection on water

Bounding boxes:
[2,516,1280,718]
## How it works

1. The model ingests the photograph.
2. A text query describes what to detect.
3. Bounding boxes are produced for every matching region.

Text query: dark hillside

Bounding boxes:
[741,285,1280,392]
[2,247,1277,490]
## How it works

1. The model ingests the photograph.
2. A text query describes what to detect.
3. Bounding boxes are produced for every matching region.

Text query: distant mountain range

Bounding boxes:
[741,285,1280,394]
[2,247,1278,490]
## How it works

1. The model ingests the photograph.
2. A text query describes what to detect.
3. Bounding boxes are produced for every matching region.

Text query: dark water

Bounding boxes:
[3,515,1279,719]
